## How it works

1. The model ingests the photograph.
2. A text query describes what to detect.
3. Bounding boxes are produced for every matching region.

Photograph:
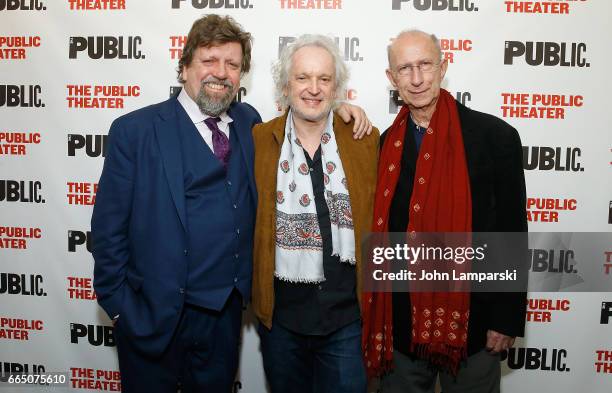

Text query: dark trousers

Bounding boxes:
[114,290,243,393]
[381,350,501,393]
[258,319,366,393]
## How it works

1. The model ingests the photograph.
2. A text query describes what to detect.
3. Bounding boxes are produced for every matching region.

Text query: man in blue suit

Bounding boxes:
[92,14,370,393]
[92,14,259,393]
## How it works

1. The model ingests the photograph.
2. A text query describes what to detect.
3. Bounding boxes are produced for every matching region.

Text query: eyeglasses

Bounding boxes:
[394,61,439,76]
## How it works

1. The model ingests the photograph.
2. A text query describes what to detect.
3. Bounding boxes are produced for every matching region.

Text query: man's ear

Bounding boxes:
[439,59,448,80]
[386,69,398,89]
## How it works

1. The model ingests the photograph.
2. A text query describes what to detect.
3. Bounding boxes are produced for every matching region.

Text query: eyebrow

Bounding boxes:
[294,72,334,78]
[396,59,434,66]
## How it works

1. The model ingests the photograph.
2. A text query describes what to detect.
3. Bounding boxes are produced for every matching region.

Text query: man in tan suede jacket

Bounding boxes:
[251,34,378,393]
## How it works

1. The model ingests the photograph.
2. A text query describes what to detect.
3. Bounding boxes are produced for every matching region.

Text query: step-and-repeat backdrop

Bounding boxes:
[2,1,611,392]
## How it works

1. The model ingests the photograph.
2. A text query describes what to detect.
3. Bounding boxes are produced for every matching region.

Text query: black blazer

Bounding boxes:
[382,101,528,356]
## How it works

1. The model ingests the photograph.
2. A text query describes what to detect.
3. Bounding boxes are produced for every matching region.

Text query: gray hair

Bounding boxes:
[387,29,443,68]
[273,34,349,109]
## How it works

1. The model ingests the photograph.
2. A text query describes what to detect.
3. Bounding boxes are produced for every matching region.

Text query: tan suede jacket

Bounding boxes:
[252,112,379,329]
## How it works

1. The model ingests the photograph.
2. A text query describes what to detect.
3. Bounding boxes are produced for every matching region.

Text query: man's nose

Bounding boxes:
[307,78,321,94]
[212,62,228,79]
[409,67,424,86]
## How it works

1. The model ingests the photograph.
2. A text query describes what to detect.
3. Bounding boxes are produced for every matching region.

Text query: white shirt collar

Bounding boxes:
[177,87,233,125]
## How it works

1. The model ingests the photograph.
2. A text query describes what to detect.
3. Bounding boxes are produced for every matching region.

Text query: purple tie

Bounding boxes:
[204,117,231,169]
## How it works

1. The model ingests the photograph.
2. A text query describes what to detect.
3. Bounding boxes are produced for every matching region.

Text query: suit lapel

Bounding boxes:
[333,115,360,208]
[456,103,477,177]
[155,99,187,232]
[271,112,288,146]
[228,104,257,200]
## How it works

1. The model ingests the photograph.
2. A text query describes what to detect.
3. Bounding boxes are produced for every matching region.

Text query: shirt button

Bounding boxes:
[179,288,185,294]
[418,177,425,185]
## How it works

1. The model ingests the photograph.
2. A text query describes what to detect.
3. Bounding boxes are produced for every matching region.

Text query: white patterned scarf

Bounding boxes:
[274,110,356,283]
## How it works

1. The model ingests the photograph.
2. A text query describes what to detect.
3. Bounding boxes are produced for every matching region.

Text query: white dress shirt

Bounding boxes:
[177,88,233,152]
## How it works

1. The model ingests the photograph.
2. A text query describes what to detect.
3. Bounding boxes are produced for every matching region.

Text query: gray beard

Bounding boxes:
[195,79,235,116]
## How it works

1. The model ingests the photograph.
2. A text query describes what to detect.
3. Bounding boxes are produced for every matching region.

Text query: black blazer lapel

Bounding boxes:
[457,102,480,180]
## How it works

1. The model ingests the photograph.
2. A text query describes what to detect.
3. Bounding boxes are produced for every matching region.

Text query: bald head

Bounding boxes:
[387,30,442,69]
[385,28,448,119]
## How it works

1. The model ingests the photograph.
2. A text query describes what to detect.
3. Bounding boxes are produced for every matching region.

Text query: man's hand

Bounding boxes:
[336,102,373,139]
[486,330,515,354]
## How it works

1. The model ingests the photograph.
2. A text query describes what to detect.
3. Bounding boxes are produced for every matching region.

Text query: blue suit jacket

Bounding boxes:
[91,96,261,356]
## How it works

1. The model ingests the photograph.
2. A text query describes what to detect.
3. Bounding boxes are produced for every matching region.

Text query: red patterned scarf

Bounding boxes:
[362,89,472,378]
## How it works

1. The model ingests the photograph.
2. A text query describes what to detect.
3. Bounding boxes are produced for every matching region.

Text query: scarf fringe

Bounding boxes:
[410,342,467,377]
[274,272,326,284]
[333,253,356,265]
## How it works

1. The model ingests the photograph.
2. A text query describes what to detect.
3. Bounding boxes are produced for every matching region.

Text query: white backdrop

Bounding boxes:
[1,0,611,392]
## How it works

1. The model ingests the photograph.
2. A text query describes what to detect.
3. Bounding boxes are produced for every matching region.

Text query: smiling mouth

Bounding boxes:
[302,97,323,106]
[204,83,228,92]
